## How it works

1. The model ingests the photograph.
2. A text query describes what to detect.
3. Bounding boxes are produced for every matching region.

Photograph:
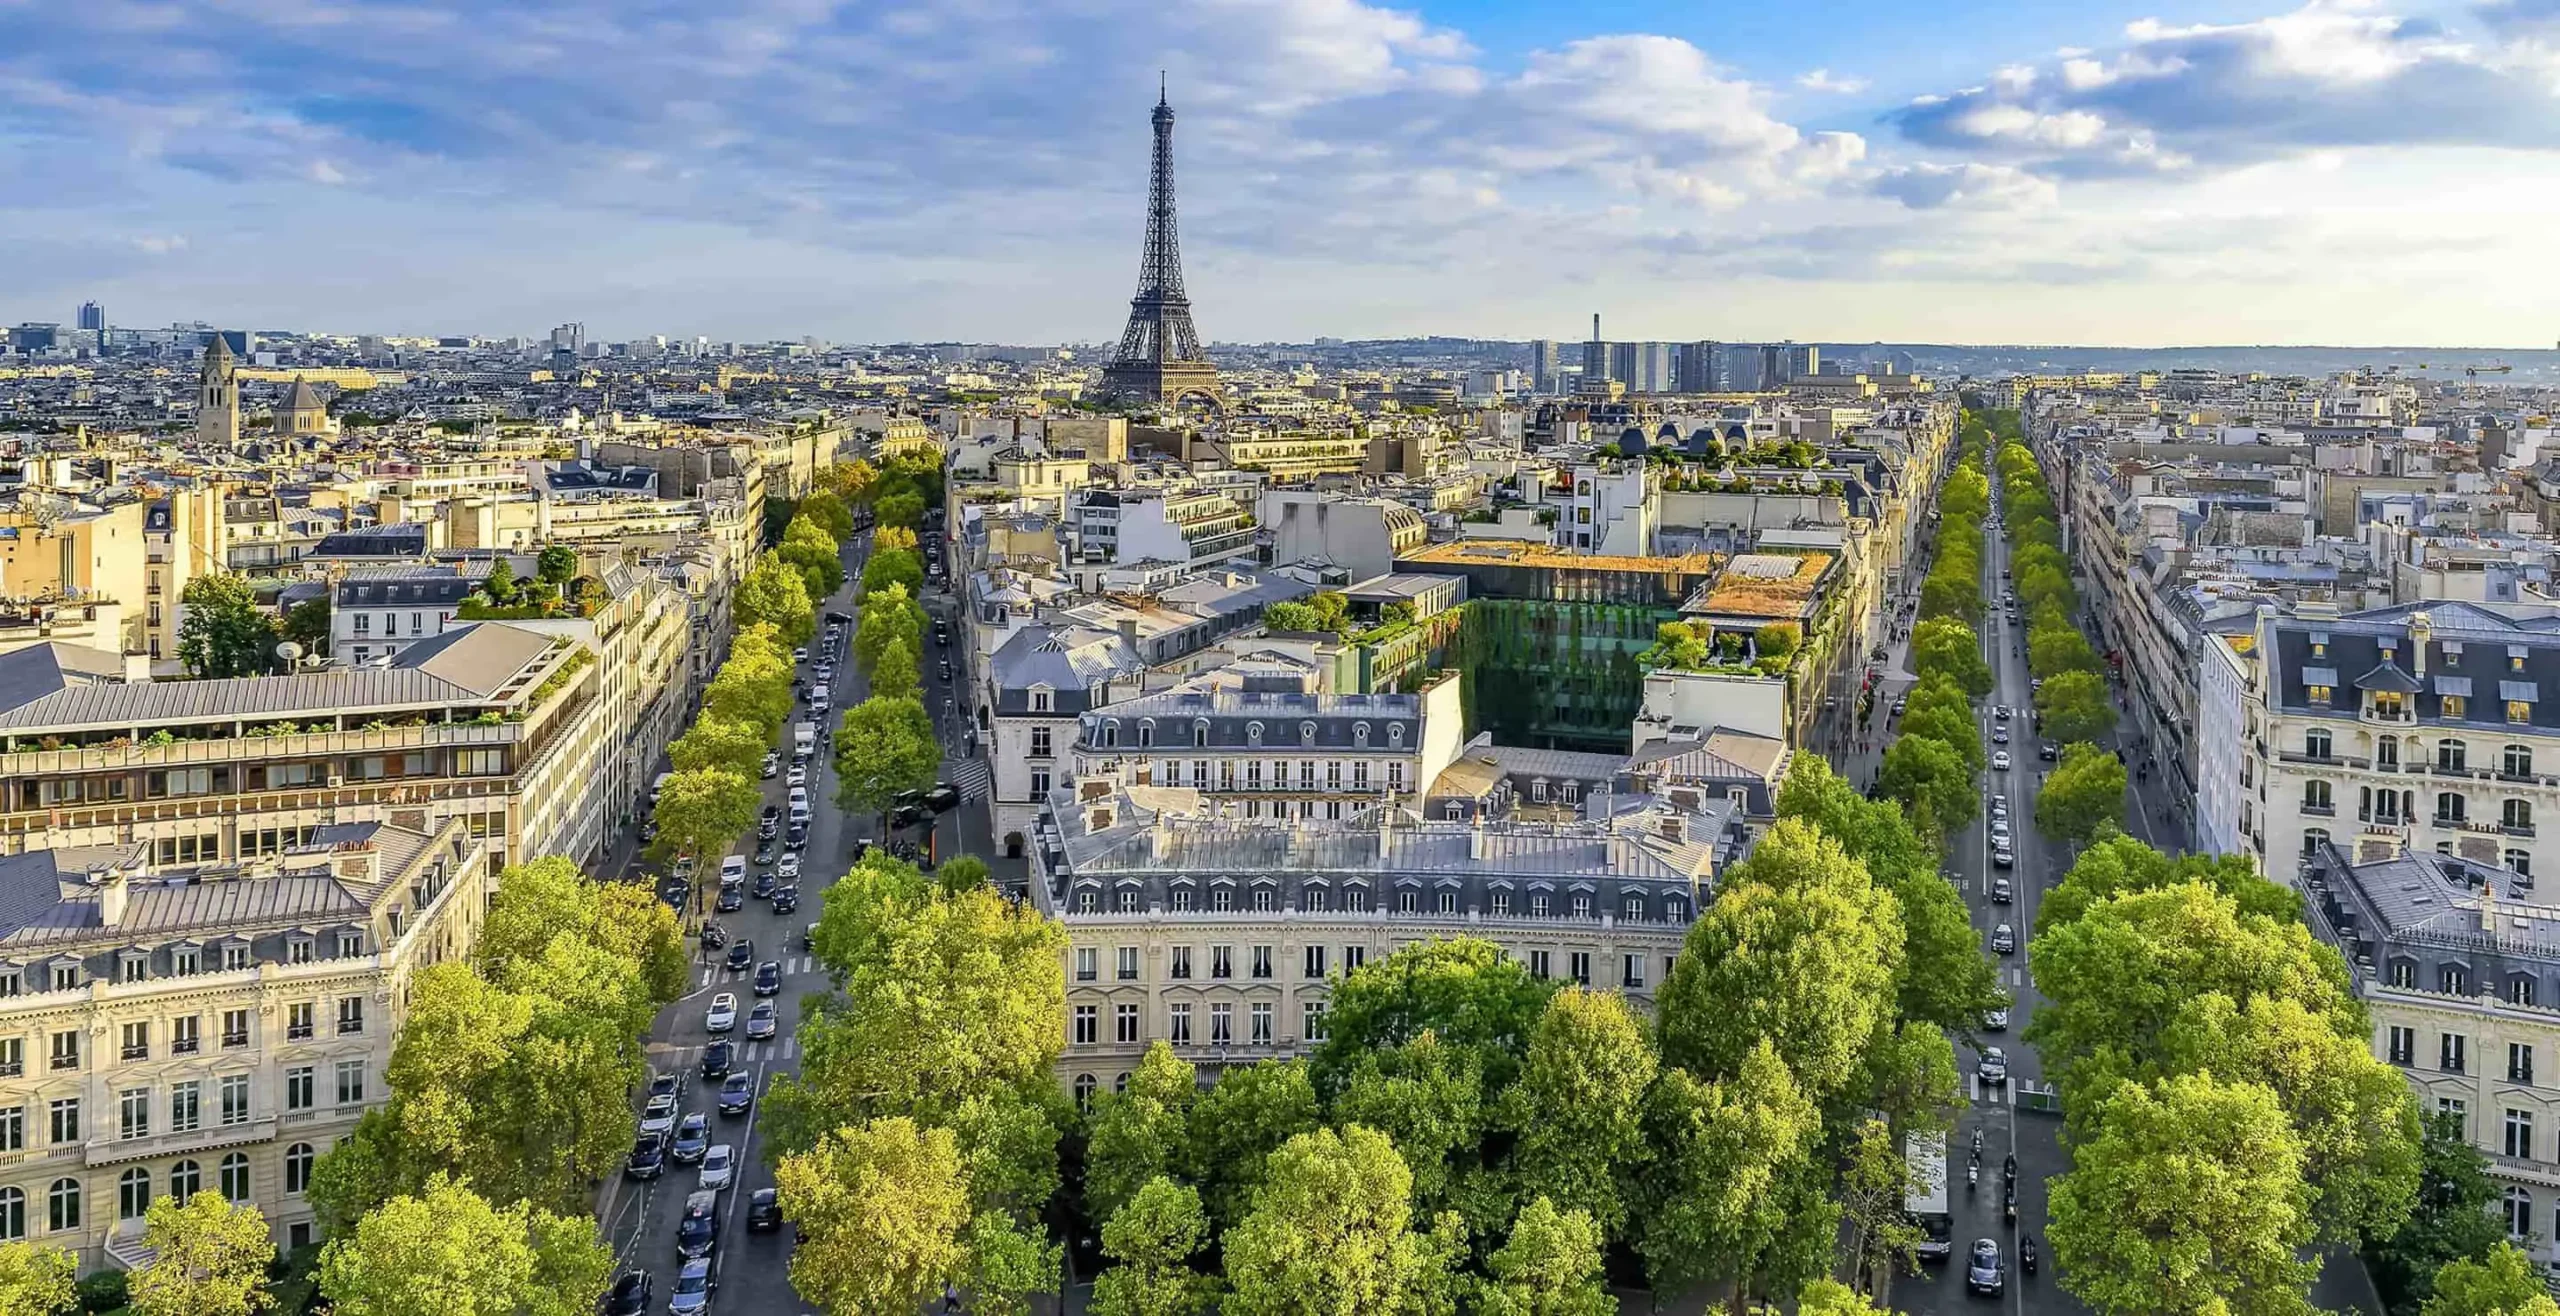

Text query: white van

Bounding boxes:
[718,855,746,889]
[787,786,811,825]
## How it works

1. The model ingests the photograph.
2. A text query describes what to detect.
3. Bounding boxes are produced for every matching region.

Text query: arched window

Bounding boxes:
[1137,719,1155,748]
[1193,720,1211,748]
[2302,827,2330,855]
[1101,720,1119,748]
[2507,799,2534,831]
[0,1188,21,1242]
[2507,1187,2535,1238]
[2302,780,2332,811]
[46,1179,78,1233]
[285,1143,316,1195]
[1073,1074,1097,1109]
[2508,745,2536,778]
[219,1153,249,1204]
[169,1160,201,1201]
[118,1169,149,1222]
[2439,739,2468,772]
[2437,793,2468,825]
[2305,728,2332,758]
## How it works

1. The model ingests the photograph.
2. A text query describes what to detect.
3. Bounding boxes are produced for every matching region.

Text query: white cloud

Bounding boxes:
[1796,67,1869,94]
[1869,161,2059,209]
[131,235,188,254]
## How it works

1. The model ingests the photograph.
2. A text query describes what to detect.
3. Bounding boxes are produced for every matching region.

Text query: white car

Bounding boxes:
[1993,704,2011,721]
[787,764,808,789]
[698,1143,735,1192]
[776,853,801,881]
[705,993,738,1033]
[792,648,808,665]
[1992,751,2012,771]
[1990,819,2012,842]
[639,1093,678,1137]
[1984,1007,2010,1031]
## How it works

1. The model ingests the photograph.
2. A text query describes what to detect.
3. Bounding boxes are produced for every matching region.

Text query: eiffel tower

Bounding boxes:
[1101,78,1221,407]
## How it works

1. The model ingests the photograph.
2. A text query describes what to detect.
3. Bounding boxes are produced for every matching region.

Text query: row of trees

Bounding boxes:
[650,620,795,872]
[1884,427,1998,838]
[2026,833,2425,1316]
[833,519,940,824]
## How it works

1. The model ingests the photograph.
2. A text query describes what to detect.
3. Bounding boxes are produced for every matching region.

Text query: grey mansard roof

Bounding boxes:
[0,821,449,952]
[988,625,1145,716]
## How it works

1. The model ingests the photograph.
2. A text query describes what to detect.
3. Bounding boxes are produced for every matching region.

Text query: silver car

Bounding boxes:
[705,993,737,1033]
[698,1143,735,1192]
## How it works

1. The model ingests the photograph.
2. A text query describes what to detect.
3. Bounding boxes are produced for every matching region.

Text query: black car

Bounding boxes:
[657,883,686,910]
[753,840,776,865]
[924,783,962,812]
[784,822,809,850]
[825,609,854,626]
[625,1134,666,1181]
[890,803,928,831]
[753,960,782,996]
[771,889,799,916]
[701,1040,734,1079]
[2038,741,2059,761]
[746,1188,784,1232]
[718,1072,756,1115]
[937,661,952,681]
[725,940,754,971]
[752,871,777,900]
[715,887,743,913]
[603,1270,652,1316]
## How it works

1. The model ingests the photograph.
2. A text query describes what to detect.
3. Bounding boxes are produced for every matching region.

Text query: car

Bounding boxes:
[784,822,809,850]
[719,855,746,887]
[676,1190,720,1258]
[826,609,854,626]
[1991,727,2010,745]
[725,940,753,971]
[935,628,952,649]
[670,1113,710,1164]
[772,888,799,916]
[753,960,782,997]
[925,782,962,812]
[803,922,821,952]
[1984,1007,2011,1031]
[1892,697,1907,716]
[715,887,744,913]
[603,1270,653,1316]
[792,647,808,665]
[937,661,953,682]
[1991,877,2013,903]
[719,1071,756,1115]
[1994,704,2012,721]
[747,1187,785,1232]
[650,1071,680,1100]
[705,993,738,1032]
[700,1039,734,1079]
[657,882,686,910]
[668,1257,715,1316]
[1967,1239,2006,1295]
[752,870,778,900]
[1989,819,2012,842]
[1979,1046,2010,1085]
[814,663,834,683]
[640,1093,679,1136]
[787,764,808,789]
[1990,800,2010,822]
[811,689,831,713]
[1991,923,2016,954]
[698,1143,736,1191]
[744,1001,778,1040]
[761,754,780,780]
[753,839,776,864]
[1992,751,2012,771]
[1993,847,2014,869]
[625,1134,666,1180]
[890,803,928,831]
[776,853,801,881]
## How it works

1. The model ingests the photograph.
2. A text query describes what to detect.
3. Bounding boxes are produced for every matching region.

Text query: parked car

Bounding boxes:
[746,1187,785,1232]
[603,1271,652,1316]
[668,1258,715,1316]
[718,1072,756,1115]
[705,993,737,1032]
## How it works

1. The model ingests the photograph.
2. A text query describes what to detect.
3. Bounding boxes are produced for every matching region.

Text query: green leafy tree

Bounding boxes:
[1500,988,1655,1244]
[2036,743,2127,845]
[178,573,281,678]
[2030,622,2100,680]
[1333,1033,1491,1225]
[2039,832,2299,934]
[282,596,332,656]
[1085,1043,1199,1225]
[1879,734,1978,836]
[782,515,848,600]
[2048,1073,2318,1316]
[1091,1179,1221,1316]
[876,489,926,529]
[737,549,817,646]
[1310,938,1553,1098]
[1185,1059,1323,1229]
[483,558,519,605]
[1473,1197,1612,1316]
[1752,621,1801,661]
[860,547,924,601]
[777,1118,971,1316]
[649,766,761,867]
[0,1240,77,1316]
[536,545,577,585]
[1911,618,1992,697]
[2367,1114,2509,1316]
[667,715,769,779]
[832,695,940,822]
[474,856,688,1013]
[937,854,992,895]
[1799,1279,1895,1316]
[129,1191,276,1316]
[1658,820,1900,1103]
[1221,1125,1466,1316]
[875,524,919,554]
[1639,1042,1833,1314]
[1835,1117,1925,1294]
[964,1211,1062,1316]
[316,1174,610,1316]
[2424,1243,2560,1316]
[2034,670,2116,746]
[851,583,926,676]
[802,489,856,543]
[826,457,880,504]
[869,635,922,703]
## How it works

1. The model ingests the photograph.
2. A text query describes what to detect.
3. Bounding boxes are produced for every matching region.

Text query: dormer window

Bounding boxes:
[337,931,365,958]
[1353,723,1371,749]
[1246,722,1264,748]
[285,935,314,965]
[1388,723,1405,749]
[1101,720,1119,749]
[1193,720,1211,748]
[115,951,148,985]
[1301,721,1317,746]
[1137,720,1155,748]
[1030,685,1053,714]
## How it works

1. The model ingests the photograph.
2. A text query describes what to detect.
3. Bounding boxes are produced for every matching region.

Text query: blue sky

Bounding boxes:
[3,0,2555,347]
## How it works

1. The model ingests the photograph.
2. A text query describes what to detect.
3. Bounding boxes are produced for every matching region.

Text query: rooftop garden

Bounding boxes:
[454,554,608,620]
[1637,619,1800,679]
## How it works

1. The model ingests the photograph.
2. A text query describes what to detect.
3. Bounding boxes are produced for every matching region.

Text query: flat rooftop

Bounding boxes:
[1401,541,1722,575]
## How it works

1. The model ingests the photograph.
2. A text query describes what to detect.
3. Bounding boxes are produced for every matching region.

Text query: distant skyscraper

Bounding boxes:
[1679,341,1726,393]
[76,302,104,333]
[1582,313,1610,384]
[197,335,239,449]
[1530,340,1562,393]
[1101,80,1219,406]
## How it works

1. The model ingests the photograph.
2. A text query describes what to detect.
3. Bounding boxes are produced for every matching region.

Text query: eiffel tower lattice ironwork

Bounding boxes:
[1102,78,1220,406]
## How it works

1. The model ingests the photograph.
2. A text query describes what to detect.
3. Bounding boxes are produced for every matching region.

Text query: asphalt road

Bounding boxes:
[591,524,986,1316]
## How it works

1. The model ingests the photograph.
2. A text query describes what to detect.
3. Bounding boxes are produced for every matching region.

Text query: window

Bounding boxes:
[1170,947,1192,980]
[48,1179,79,1233]
[2512,1042,2536,1084]
[2514,701,2536,725]
[1030,727,1051,759]
[1569,952,1591,985]
[2440,740,2468,772]
[1251,1002,1273,1045]
[285,1003,313,1042]
[2304,828,2330,855]
[1397,888,1418,914]
[2389,1027,2416,1065]
[1072,1006,1097,1046]
[48,1030,77,1072]
[1623,954,1646,989]
[221,1009,249,1048]
[170,1081,200,1133]
[1075,948,1097,982]
[2508,799,2535,832]
[220,1075,250,1126]
[1251,946,1273,979]
[1304,1001,1328,1042]
[1624,895,1646,923]
[2507,1188,2535,1238]
[1210,1003,1232,1045]
[1114,1004,1139,1044]
[1304,945,1328,980]
[284,1067,313,1112]
[1571,893,1593,919]
[2446,695,2470,719]
[2390,959,2417,988]
[120,1022,148,1062]
[1073,1074,1096,1109]
[2443,965,2472,995]
[2443,1032,2469,1073]
[2508,1109,2536,1160]
[2309,683,2334,706]
[168,1161,200,1201]
[118,1088,149,1141]
[1117,947,1139,981]
[1030,771,1051,797]
[1210,885,1232,913]
[119,1169,150,1222]
[1169,1003,1192,1044]
[0,1106,14,1152]
[1491,889,1512,917]
[1101,721,1119,749]
[2380,739,2401,769]
[1252,885,1275,913]
[1031,688,1052,714]
[2305,728,2332,758]
[2302,780,2332,812]
[1303,885,1328,913]
[223,944,249,971]
[1352,762,1370,790]
[339,995,369,1037]
[2437,793,2468,825]
[0,1188,20,1242]
[334,1060,365,1105]
[1213,947,1234,980]
[1343,946,1365,973]
[1326,761,1343,790]
[171,1016,200,1055]
[116,954,145,985]
[1115,887,1139,914]
[2511,850,2535,885]
[1193,720,1210,748]
[1530,892,1551,918]
[1437,889,1457,914]
[1246,722,1264,748]
[1528,950,1551,979]
[1074,887,1096,914]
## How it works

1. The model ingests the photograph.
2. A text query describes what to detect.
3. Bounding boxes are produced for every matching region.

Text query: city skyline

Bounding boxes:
[6,0,2556,346]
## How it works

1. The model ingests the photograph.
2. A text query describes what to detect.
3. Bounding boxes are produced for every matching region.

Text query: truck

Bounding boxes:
[1906,1131,1953,1263]
[793,721,818,763]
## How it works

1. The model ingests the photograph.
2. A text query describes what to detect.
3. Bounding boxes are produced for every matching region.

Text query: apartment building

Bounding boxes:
[2303,845,2560,1272]
[1066,489,1255,570]
[0,621,636,872]
[983,625,1148,859]
[2214,602,2560,887]
[1030,773,1735,1094]
[333,569,482,663]
[0,818,493,1267]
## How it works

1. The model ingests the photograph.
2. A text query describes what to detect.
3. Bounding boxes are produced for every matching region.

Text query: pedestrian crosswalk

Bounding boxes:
[1969,1075,2014,1106]
[742,1037,800,1062]
[693,957,820,990]
[942,755,991,802]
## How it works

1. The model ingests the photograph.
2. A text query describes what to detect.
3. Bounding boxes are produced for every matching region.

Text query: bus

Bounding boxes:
[1906,1131,1953,1263]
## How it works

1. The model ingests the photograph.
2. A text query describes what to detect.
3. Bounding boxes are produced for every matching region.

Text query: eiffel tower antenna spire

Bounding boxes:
[1102,78,1219,407]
